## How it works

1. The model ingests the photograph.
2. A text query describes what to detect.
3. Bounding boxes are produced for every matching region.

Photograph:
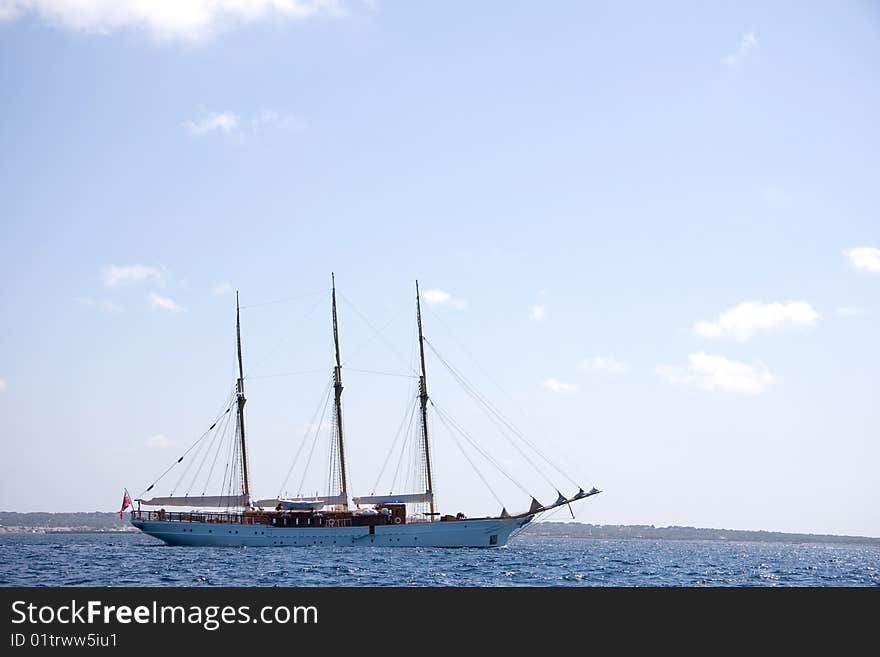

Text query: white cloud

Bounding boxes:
[581,356,627,374]
[694,301,819,342]
[529,304,545,321]
[657,352,774,395]
[184,109,305,139]
[148,292,185,312]
[184,110,239,136]
[0,1,347,42]
[74,297,124,314]
[144,434,175,449]
[723,31,758,67]
[844,247,880,273]
[0,378,7,393]
[102,264,163,288]
[249,110,305,134]
[542,378,577,394]
[212,282,233,296]
[422,289,466,310]
[835,306,869,318]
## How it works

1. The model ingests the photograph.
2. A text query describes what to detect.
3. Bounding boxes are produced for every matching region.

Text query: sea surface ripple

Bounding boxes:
[1,533,877,587]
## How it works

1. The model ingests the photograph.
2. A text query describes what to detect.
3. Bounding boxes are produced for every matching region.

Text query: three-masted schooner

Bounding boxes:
[128,277,600,547]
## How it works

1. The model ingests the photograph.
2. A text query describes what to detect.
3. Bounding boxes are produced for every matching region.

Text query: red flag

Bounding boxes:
[119,488,132,518]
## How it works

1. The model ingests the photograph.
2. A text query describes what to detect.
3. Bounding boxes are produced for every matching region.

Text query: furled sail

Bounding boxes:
[138,494,249,508]
[352,492,434,505]
[254,494,348,509]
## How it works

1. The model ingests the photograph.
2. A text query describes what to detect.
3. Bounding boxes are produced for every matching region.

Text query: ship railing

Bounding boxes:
[130,510,258,524]
[129,510,361,526]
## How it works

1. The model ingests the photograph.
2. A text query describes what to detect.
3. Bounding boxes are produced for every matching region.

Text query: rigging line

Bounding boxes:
[390,396,419,493]
[219,404,241,504]
[174,401,226,495]
[423,302,527,415]
[388,315,421,493]
[190,411,227,495]
[297,380,333,497]
[218,411,235,501]
[426,342,557,491]
[201,401,235,495]
[247,369,327,380]
[180,420,218,496]
[430,401,533,498]
[327,397,341,499]
[403,413,415,495]
[433,406,505,509]
[373,395,419,494]
[278,377,333,497]
[176,385,239,495]
[390,323,420,494]
[343,368,417,378]
[136,393,235,499]
[239,289,327,310]
[342,302,411,365]
[452,352,580,489]
[514,505,566,539]
[338,293,411,369]
[425,338,581,489]
[246,292,329,377]
[389,404,415,493]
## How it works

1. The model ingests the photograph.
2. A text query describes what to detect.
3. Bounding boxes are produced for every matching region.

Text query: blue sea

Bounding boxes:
[1,532,877,586]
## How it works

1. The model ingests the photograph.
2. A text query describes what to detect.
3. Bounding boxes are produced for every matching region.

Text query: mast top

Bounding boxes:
[415,280,428,382]
[235,290,244,382]
[331,273,342,370]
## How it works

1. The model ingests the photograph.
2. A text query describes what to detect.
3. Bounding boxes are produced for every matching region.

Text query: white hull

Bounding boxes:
[132,516,530,548]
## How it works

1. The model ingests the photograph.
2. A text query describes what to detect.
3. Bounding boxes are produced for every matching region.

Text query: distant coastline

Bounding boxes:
[1,512,877,545]
[524,521,880,546]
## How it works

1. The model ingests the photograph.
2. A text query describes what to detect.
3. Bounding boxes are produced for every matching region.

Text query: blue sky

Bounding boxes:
[1,1,878,536]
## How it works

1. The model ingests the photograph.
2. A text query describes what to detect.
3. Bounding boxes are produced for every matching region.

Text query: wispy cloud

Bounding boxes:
[184,110,239,136]
[212,282,233,296]
[249,110,306,134]
[144,434,175,449]
[102,264,164,288]
[542,378,577,394]
[74,297,124,314]
[844,247,880,273]
[0,1,348,42]
[581,356,627,374]
[184,109,305,140]
[422,289,466,310]
[723,32,758,67]
[529,304,545,321]
[0,378,7,393]
[694,301,819,342]
[657,353,774,395]
[148,292,185,312]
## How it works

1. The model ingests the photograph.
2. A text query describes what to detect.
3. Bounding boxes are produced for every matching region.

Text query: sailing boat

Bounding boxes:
[129,276,600,547]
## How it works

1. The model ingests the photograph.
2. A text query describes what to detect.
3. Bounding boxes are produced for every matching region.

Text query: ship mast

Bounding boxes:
[331,273,349,508]
[415,280,436,519]
[235,291,251,503]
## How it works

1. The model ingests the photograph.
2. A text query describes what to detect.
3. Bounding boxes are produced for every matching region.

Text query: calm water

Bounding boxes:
[1,532,877,587]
